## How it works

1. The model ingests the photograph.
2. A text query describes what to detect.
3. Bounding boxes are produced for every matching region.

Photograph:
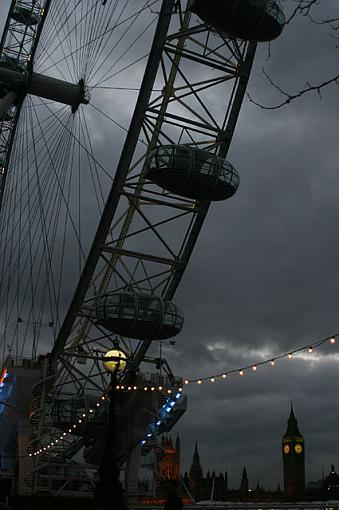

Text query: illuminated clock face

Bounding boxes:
[284,445,290,454]
[295,444,303,454]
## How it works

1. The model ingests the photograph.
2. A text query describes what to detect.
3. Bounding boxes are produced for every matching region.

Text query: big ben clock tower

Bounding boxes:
[282,405,305,500]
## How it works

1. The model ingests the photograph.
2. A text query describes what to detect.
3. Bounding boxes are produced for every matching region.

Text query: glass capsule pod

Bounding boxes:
[11,6,41,26]
[146,145,239,201]
[51,395,107,435]
[0,55,27,73]
[96,291,184,340]
[189,0,285,42]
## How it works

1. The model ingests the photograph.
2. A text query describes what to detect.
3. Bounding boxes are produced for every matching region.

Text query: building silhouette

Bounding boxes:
[282,404,305,500]
[240,467,249,493]
[142,405,338,505]
[156,435,181,485]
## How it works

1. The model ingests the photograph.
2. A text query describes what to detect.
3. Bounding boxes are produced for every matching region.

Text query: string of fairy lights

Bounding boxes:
[183,332,338,384]
[28,386,184,458]
[27,331,338,458]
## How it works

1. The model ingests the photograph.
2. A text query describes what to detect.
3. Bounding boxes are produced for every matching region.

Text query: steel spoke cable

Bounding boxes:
[85,0,128,79]
[75,0,103,78]
[80,108,117,252]
[89,51,149,88]
[85,0,130,81]
[89,1,157,86]
[0,109,74,316]
[80,109,106,212]
[35,0,87,71]
[0,113,70,312]
[0,107,70,237]
[36,2,159,77]
[0,115,77,286]
[29,98,82,333]
[36,0,112,74]
[38,26,77,83]
[88,102,147,146]
[82,0,116,79]
[37,0,79,81]
[0,105,26,362]
[0,111,81,242]
[42,101,114,181]
[55,115,84,321]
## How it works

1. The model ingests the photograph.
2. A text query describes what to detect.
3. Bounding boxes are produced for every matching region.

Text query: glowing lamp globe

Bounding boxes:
[103,349,127,373]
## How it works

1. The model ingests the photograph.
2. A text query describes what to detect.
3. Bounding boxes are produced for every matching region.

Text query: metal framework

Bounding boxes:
[28,0,256,492]
[0,0,51,207]
[0,0,258,499]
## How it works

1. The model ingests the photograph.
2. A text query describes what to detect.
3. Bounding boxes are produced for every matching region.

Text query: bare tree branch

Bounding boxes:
[247,68,339,110]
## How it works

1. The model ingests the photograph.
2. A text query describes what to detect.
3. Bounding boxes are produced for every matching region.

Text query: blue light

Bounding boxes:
[157,420,161,426]
[147,433,152,438]
[175,393,181,399]
[141,440,146,445]
[165,407,171,412]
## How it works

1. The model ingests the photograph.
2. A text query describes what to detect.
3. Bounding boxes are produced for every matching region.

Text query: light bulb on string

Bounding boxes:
[308,346,313,353]
[270,360,275,366]
[252,365,257,371]
[288,353,292,359]
[239,369,244,376]
[330,337,336,345]
[222,373,227,379]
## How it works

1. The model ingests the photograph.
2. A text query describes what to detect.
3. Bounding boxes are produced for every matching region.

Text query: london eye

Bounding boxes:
[0,0,285,500]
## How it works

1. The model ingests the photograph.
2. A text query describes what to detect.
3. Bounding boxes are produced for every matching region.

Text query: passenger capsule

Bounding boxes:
[146,145,239,201]
[11,6,40,26]
[96,291,184,340]
[51,395,107,435]
[0,56,26,73]
[190,0,285,42]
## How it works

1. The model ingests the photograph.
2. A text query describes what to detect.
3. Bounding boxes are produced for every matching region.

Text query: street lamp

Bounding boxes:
[94,344,128,510]
[103,349,127,373]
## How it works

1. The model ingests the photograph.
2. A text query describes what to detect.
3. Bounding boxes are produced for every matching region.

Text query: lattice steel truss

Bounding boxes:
[0,0,50,205]
[0,0,258,497]
[29,0,256,466]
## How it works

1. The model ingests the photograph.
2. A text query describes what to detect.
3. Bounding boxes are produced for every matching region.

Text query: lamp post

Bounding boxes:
[94,347,128,510]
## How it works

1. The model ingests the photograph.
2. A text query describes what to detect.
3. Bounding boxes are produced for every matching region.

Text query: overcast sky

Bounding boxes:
[1,0,339,492]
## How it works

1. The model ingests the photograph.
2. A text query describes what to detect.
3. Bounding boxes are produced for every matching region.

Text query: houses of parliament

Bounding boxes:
[149,406,339,503]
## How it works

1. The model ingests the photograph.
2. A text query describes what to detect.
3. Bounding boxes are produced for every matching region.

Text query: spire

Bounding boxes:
[285,403,302,436]
[240,466,249,492]
[189,440,203,480]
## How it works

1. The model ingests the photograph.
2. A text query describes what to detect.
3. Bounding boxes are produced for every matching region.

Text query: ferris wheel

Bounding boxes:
[0,0,285,498]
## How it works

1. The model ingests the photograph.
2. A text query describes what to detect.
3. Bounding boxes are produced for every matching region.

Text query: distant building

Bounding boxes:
[282,404,305,500]
[156,435,181,485]
[321,465,339,497]
[140,406,338,506]
[240,467,249,493]
[307,465,339,501]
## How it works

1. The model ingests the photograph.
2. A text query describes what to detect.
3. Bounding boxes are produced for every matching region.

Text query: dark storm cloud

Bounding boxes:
[159,1,339,488]
[1,0,339,490]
